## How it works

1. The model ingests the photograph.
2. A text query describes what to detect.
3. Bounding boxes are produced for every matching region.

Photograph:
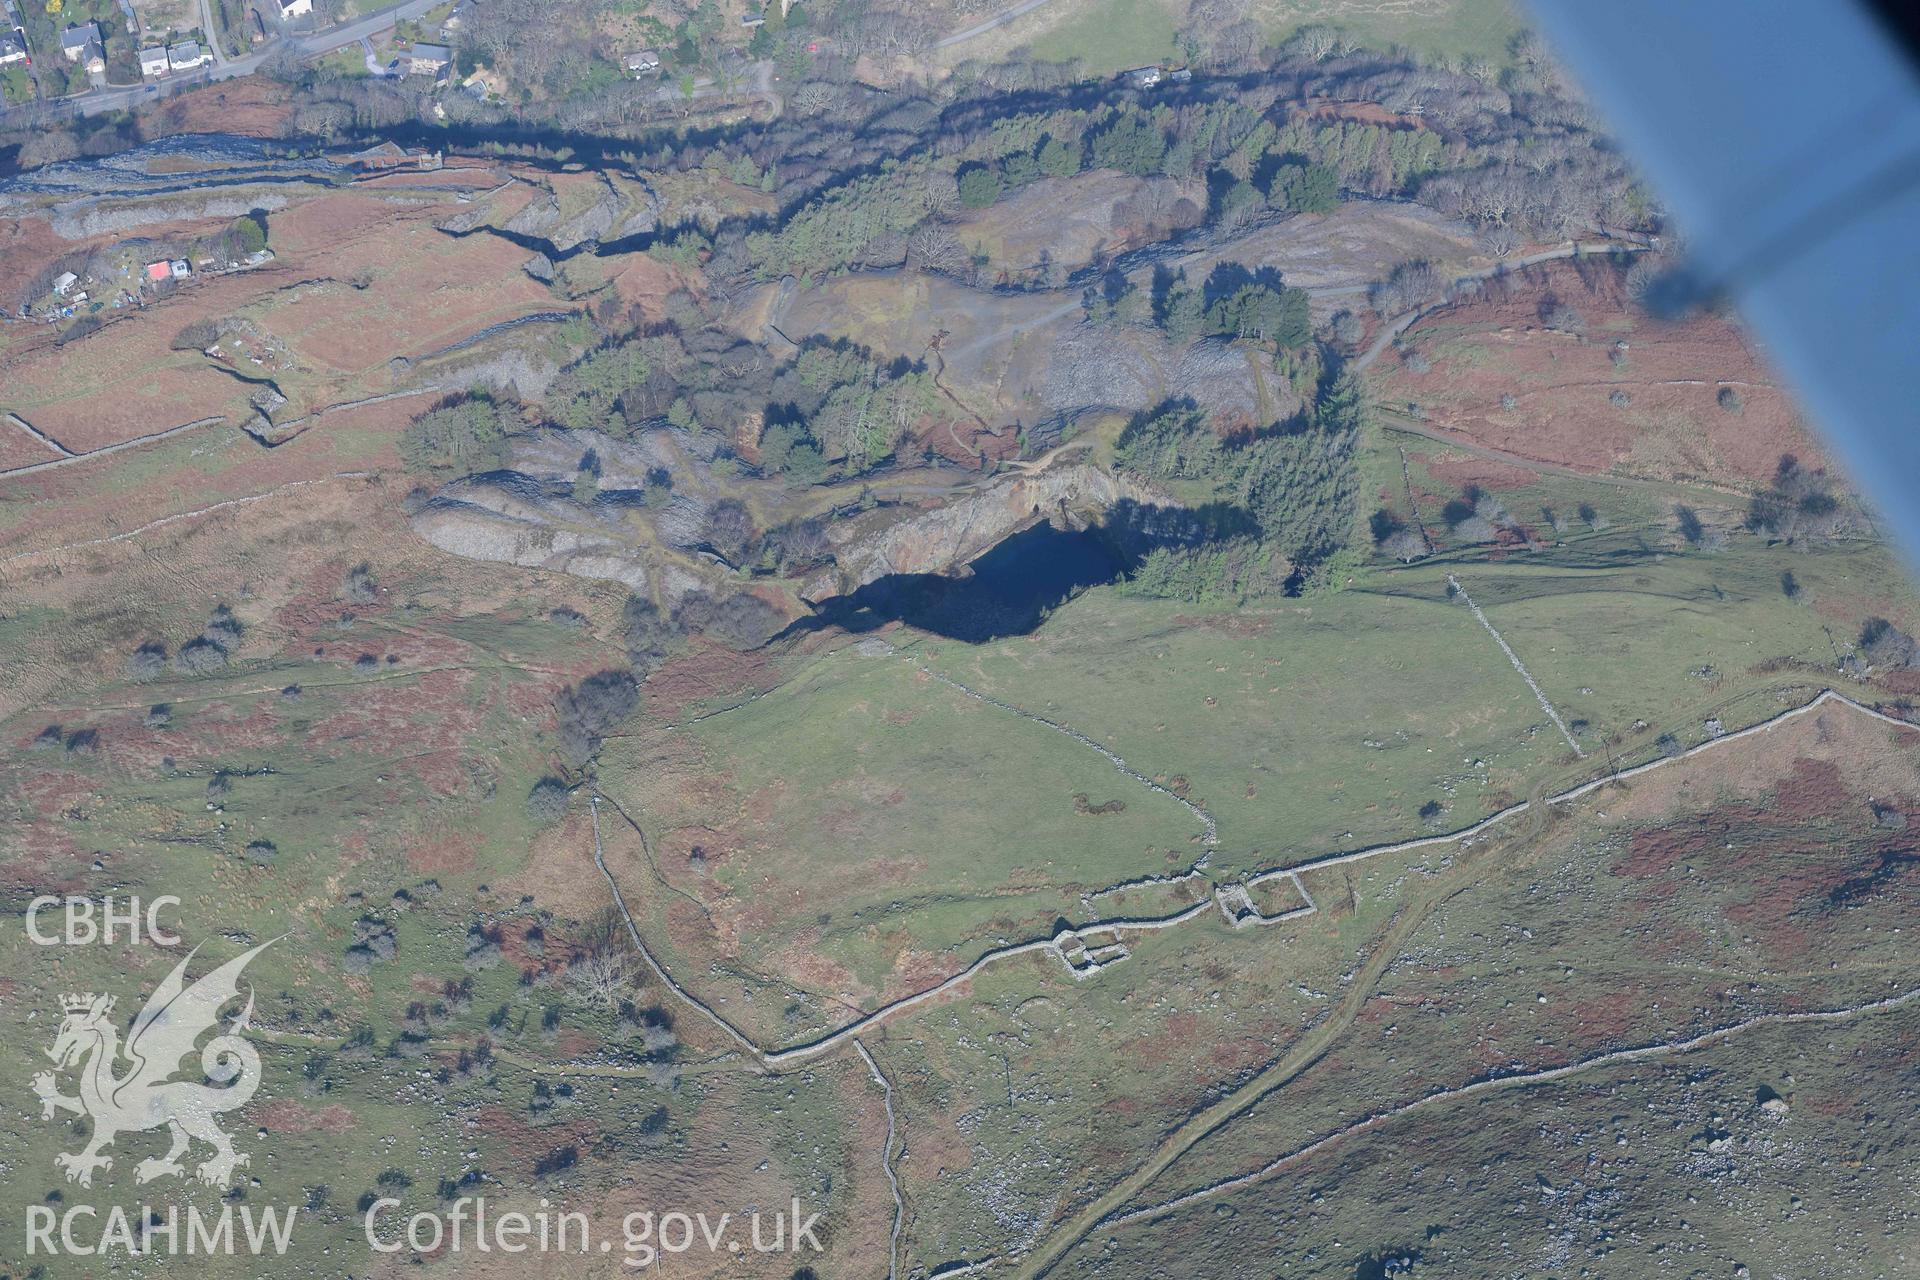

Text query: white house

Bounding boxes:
[52,272,78,296]
[139,46,170,77]
[278,0,313,17]
[0,32,28,67]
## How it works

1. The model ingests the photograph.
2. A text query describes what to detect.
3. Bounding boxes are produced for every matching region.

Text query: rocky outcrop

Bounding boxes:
[803,463,1157,602]
[49,192,296,241]
[547,176,623,252]
[409,428,1157,622]
[1017,327,1301,429]
[503,190,562,237]
[427,347,565,402]
[613,176,662,238]
[410,472,652,592]
[406,429,727,597]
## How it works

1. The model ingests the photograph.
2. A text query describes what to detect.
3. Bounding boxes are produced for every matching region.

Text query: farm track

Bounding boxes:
[934,0,1059,48]
[1110,985,1920,1229]
[855,1039,906,1280]
[263,387,445,435]
[414,311,576,362]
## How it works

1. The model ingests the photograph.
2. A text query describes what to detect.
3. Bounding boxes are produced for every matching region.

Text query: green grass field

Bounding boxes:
[597,641,1207,1036]
[1026,0,1182,76]
[1250,0,1524,68]
[1012,0,1525,78]
[900,497,1905,884]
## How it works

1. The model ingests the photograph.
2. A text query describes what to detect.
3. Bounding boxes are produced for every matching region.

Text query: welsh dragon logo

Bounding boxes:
[32,940,273,1188]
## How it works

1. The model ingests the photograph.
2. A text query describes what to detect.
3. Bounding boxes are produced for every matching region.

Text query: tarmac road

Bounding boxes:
[5,0,1054,126]
[0,0,445,125]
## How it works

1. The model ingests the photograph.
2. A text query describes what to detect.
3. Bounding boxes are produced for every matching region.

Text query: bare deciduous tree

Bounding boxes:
[1382,528,1428,563]
[567,949,632,1009]
[907,223,969,276]
[127,643,169,681]
[1369,260,1441,316]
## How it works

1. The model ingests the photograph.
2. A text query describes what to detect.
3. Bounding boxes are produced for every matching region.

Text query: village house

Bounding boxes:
[60,21,100,62]
[0,31,28,67]
[139,46,170,77]
[277,0,313,17]
[52,272,78,296]
[403,43,451,76]
[624,49,661,76]
[61,22,105,72]
[168,40,211,70]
